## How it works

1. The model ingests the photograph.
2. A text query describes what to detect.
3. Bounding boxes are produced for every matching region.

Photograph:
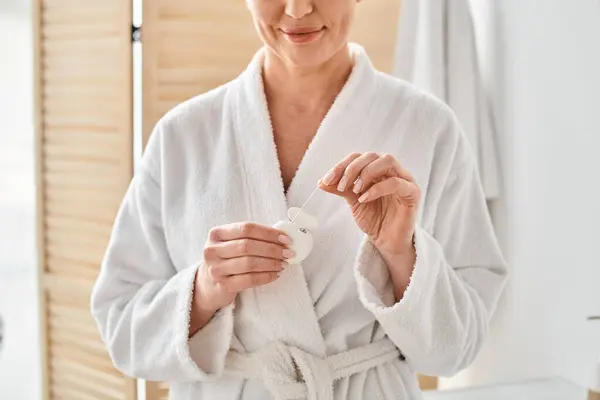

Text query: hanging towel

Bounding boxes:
[394,0,501,199]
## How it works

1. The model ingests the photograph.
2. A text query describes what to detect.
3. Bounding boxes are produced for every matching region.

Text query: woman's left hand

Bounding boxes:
[318,152,421,257]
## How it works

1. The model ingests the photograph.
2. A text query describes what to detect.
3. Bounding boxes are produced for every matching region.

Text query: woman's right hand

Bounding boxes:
[192,222,293,324]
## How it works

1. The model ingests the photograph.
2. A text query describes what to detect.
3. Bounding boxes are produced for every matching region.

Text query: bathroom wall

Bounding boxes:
[443,0,600,389]
[0,0,41,398]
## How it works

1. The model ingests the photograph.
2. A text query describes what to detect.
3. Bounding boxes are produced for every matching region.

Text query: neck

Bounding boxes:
[262,45,354,112]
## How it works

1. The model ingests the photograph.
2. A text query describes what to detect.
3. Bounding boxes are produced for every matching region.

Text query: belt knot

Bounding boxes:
[225,338,401,400]
[257,342,333,400]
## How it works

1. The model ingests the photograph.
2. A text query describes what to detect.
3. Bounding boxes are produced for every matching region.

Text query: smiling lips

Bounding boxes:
[280,27,325,44]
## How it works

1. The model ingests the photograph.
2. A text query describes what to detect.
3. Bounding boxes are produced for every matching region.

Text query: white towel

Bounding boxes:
[394,0,501,199]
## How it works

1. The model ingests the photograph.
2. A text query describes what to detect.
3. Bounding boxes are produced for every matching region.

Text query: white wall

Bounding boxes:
[0,1,41,399]
[0,0,35,271]
[0,0,27,15]
[443,0,600,390]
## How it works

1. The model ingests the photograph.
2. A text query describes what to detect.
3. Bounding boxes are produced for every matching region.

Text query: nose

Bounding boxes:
[284,0,314,19]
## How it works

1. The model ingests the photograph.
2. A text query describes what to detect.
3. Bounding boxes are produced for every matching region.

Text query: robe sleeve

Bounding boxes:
[354,131,508,377]
[90,124,234,382]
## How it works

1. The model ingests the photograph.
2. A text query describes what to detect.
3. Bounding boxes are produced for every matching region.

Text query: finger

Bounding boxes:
[211,256,286,278]
[319,152,362,187]
[318,176,364,201]
[216,239,294,260]
[353,154,402,194]
[357,177,421,207]
[318,153,379,199]
[209,222,292,245]
[336,152,381,194]
[222,271,280,293]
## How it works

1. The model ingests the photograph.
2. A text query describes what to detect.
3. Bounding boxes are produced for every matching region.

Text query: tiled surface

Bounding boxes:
[423,377,588,400]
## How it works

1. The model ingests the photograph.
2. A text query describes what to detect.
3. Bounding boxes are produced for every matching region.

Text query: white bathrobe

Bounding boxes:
[91,44,507,400]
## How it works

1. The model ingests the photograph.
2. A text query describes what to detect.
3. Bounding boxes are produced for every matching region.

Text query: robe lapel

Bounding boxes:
[285,44,379,214]
[231,49,289,227]
[231,44,379,356]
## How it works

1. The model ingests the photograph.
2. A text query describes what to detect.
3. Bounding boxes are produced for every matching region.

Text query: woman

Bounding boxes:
[91,0,507,399]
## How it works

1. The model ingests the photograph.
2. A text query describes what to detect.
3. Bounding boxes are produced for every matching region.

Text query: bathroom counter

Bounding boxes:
[423,377,588,400]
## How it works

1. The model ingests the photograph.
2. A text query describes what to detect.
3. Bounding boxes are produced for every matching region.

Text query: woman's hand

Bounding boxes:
[319,152,421,253]
[318,152,421,299]
[190,222,293,335]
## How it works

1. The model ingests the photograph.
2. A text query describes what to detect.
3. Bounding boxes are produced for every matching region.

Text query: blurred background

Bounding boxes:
[1,0,39,398]
[0,0,599,399]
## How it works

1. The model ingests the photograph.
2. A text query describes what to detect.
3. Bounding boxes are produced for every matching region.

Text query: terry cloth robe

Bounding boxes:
[91,43,507,400]
[393,0,501,200]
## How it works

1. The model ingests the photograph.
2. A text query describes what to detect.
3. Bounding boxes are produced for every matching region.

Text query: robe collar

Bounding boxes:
[232,43,379,225]
[229,43,380,355]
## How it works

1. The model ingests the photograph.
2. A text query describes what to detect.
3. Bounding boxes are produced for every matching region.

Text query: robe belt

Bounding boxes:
[224,338,401,400]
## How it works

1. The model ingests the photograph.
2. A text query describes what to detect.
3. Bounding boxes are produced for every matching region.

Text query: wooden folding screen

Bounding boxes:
[141,0,263,147]
[34,1,135,399]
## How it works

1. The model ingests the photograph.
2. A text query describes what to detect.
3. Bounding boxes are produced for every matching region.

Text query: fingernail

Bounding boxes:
[353,178,363,194]
[337,176,348,192]
[358,191,369,203]
[281,261,289,269]
[277,270,283,277]
[323,170,335,185]
[278,234,292,245]
[282,249,295,259]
